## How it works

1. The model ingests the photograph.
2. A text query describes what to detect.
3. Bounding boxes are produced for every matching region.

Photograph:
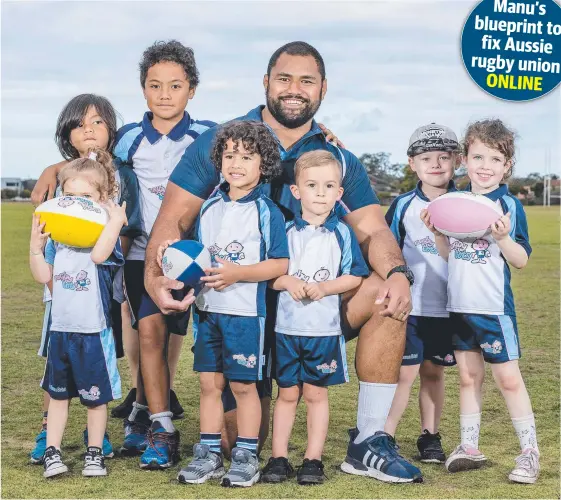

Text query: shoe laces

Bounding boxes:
[125,418,148,436]
[146,429,176,457]
[515,450,539,471]
[85,451,103,468]
[265,456,293,474]
[44,448,61,467]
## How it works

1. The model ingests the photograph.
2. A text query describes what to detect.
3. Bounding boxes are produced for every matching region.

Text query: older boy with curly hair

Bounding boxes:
[158,120,289,487]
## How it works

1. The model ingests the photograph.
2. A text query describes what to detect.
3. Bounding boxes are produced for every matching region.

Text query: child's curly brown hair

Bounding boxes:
[463,119,516,179]
[211,121,282,183]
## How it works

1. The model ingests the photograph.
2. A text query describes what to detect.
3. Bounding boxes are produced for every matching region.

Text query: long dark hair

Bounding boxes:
[55,94,118,161]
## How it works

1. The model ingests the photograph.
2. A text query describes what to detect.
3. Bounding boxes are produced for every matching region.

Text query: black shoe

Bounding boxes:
[261,456,295,483]
[170,389,184,420]
[417,429,446,463]
[297,458,325,485]
[110,388,136,419]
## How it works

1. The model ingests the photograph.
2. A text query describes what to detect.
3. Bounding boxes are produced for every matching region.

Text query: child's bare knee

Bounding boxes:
[230,380,255,398]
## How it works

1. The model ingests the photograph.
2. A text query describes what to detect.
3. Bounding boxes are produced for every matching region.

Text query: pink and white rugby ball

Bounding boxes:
[427,192,503,240]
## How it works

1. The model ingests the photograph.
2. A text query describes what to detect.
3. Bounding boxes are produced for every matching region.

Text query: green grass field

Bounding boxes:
[1,203,559,499]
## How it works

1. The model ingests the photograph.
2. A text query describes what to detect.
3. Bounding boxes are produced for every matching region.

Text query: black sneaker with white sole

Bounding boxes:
[43,446,68,478]
[83,446,107,477]
[261,456,295,483]
[297,458,326,485]
[417,430,446,463]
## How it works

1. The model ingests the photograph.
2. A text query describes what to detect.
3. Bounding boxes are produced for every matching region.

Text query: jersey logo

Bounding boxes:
[148,185,166,200]
[313,267,330,282]
[414,236,439,255]
[54,270,91,291]
[209,241,245,265]
[450,239,491,264]
[292,269,310,282]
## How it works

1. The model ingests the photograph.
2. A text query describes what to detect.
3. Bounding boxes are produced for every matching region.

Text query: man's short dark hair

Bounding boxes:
[211,121,282,183]
[139,40,200,89]
[267,41,326,81]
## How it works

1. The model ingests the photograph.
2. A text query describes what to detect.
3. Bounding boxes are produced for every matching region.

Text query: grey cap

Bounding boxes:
[407,123,460,157]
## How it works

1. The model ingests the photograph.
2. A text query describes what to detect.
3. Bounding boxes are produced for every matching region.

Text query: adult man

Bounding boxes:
[145,41,422,483]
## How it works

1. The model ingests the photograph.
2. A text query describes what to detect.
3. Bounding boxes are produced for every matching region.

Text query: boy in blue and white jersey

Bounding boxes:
[262,150,368,485]
[29,152,126,478]
[384,123,459,465]
[112,40,216,464]
[423,119,539,484]
[159,121,288,487]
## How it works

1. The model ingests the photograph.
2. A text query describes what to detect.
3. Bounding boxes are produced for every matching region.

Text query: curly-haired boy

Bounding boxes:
[157,120,289,487]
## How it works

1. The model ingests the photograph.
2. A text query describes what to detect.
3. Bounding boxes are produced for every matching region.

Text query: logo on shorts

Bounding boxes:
[149,185,166,200]
[316,360,337,374]
[78,385,101,401]
[162,256,173,274]
[233,354,257,369]
[49,384,66,393]
[444,354,455,363]
[481,340,503,354]
[402,353,419,360]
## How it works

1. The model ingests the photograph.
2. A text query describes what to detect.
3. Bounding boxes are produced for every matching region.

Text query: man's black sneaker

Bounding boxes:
[297,458,325,485]
[170,389,184,420]
[417,429,446,463]
[261,456,295,483]
[110,388,136,419]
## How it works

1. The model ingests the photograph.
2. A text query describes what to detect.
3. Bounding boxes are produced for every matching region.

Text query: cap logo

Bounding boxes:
[419,127,444,140]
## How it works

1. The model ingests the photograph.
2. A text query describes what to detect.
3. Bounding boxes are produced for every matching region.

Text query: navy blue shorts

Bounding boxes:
[403,316,456,366]
[124,260,189,335]
[41,330,122,406]
[451,313,521,363]
[275,333,349,388]
[193,310,265,381]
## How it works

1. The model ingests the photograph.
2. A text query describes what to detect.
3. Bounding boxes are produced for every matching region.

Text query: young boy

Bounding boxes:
[384,123,459,463]
[261,150,368,485]
[111,40,217,466]
[156,121,287,487]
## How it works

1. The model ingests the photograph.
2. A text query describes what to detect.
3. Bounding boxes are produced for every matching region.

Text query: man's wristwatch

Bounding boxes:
[387,265,415,286]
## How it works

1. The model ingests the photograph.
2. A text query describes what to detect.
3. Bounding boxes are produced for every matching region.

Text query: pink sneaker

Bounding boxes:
[445,444,487,472]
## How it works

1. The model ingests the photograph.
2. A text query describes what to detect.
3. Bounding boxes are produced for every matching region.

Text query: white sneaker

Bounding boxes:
[509,448,540,484]
[43,446,68,478]
[83,446,107,477]
[445,444,487,473]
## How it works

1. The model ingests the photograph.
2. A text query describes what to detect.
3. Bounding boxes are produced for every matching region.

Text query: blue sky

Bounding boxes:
[2,0,560,179]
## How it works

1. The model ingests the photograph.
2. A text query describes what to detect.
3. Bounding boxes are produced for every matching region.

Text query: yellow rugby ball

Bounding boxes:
[35,196,108,248]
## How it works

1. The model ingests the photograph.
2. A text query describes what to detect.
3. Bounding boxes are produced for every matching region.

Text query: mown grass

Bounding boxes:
[2,203,559,499]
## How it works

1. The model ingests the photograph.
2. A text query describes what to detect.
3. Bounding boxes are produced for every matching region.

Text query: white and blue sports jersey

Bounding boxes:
[446,184,531,316]
[114,111,216,261]
[195,184,289,317]
[275,212,369,337]
[385,181,455,317]
[45,239,124,333]
[169,105,378,221]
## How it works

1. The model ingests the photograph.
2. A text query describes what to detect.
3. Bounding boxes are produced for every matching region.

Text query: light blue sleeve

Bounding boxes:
[44,238,56,266]
[102,238,125,267]
[336,221,369,277]
[259,198,289,260]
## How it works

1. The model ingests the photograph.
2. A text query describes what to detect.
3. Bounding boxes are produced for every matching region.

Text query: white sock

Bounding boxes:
[150,411,175,432]
[512,414,539,453]
[460,412,481,449]
[355,382,397,443]
[128,402,149,423]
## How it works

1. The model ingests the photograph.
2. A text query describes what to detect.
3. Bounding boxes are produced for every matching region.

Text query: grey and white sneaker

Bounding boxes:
[83,446,107,477]
[177,443,225,484]
[221,447,260,487]
[43,446,68,478]
[509,448,540,484]
[445,444,487,472]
